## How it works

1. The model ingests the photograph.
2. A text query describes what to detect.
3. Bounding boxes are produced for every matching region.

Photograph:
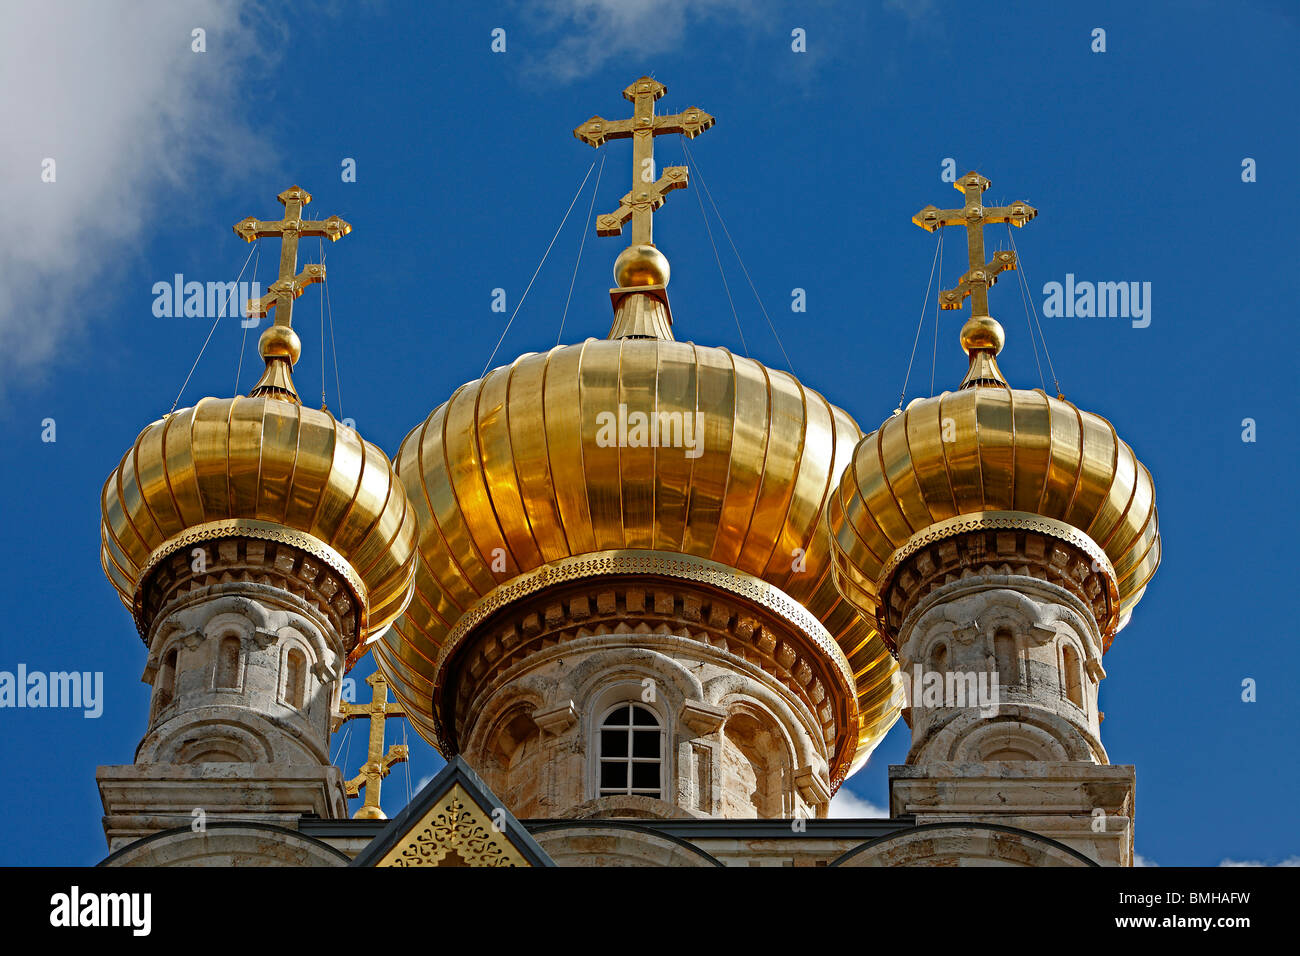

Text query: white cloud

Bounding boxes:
[827,788,888,818]
[1219,855,1300,867]
[0,0,270,385]
[520,0,768,83]
[1133,852,1158,867]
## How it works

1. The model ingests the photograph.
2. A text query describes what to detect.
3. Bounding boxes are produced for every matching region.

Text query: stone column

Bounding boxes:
[882,528,1136,866]
[97,537,356,854]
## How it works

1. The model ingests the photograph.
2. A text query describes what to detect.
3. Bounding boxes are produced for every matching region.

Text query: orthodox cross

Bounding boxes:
[233,185,351,326]
[334,670,409,820]
[912,171,1037,316]
[574,76,715,242]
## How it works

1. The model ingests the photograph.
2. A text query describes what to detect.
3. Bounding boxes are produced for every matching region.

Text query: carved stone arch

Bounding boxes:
[274,626,318,709]
[557,795,702,821]
[921,708,1098,763]
[717,696,795,817]
[276,619,337,683]
[531,821,723,865]
[202,610,256,645]
[150,637,183,720]
[927,635,951,674]
[954,718,1072,762]
[830,822,1096,867]
[569,646,703,720]
[99,822,350,868]
[145,713,276,764]
[204,611,255,693]
[461,683,547,760]
[701,673,821,772]
[1060,637,1086,710]
[478,698,546,803]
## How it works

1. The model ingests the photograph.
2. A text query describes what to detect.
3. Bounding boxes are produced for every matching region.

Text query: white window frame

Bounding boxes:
[585,681,672,802]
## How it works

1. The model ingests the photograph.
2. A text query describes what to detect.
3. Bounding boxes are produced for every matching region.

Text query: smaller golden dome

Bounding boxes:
[614,243,670,287]
[101,184,416,660]
[828,321,1160,653]
[100,396,419,652]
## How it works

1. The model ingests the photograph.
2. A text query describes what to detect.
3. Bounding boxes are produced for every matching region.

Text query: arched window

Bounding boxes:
[929,642,948,675]
[285,647,308,711]
[155,647,178,712]
[598,703,662,798]
[994,629,1019,686]
[1062,645,1083,708]
[216,636,241,689]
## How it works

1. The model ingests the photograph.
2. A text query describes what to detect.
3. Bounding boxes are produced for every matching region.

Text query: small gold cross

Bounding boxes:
[233,185,351,327]
[333,671,409,820]
[574,77,715,244]
[232,186,351,402]
[913,171,1037,316]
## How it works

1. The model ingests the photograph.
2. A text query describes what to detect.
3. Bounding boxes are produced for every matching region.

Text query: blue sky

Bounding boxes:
[0,0,1296,866]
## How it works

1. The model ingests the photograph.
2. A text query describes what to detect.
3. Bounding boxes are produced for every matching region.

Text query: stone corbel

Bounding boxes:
[678,700,726,738]
[1027,623,1059,646]
[251,626,280,649]
[312,660,338,684]
[532,700,579,736]
[794,766,832,808]
[1085,657,1106,682]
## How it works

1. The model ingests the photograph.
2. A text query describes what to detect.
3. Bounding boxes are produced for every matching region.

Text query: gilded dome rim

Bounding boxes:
[126,517,371,641]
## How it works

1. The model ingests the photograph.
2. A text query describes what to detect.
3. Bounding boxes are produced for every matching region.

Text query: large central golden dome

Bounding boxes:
[377,324,903,780]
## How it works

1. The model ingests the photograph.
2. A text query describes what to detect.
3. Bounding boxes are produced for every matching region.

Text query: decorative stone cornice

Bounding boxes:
[879,521,1116,652]
[140,536,360,656]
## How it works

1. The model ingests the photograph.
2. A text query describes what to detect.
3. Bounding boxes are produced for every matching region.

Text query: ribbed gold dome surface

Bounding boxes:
[100,395,419,647]
[827,381,1160,651]
[378,336,903,777]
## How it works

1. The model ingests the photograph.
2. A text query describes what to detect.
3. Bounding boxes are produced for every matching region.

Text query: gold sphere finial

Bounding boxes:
[353,804,387,820]
[614,243,670,288]
[960,315,1005,355]
[259,325,302,365]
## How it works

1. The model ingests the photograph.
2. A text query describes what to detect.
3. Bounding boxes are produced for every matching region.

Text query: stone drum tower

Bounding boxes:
[96,187,417,864]
[827,172,1161,866]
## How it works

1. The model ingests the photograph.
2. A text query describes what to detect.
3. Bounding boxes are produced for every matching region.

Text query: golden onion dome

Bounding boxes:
[100,188,418,660]
[377,304,904,780]
[100,395,418,651]
[827,315,1160,652]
